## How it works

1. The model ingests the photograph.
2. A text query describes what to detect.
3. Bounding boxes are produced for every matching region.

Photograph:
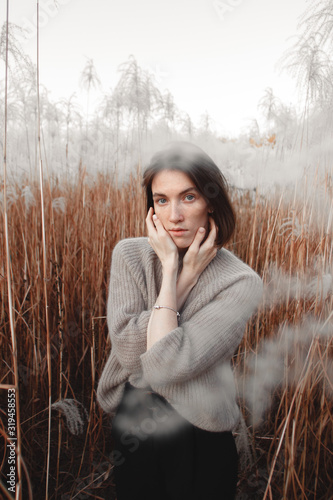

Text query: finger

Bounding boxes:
[145,207,153,225]
[152,214,166,234]
[207,216,218,240]
[188,226,206,252]
[209,214,218,231]
[145,207,154,221]
[146,207,157,234]
[201,218,217,248]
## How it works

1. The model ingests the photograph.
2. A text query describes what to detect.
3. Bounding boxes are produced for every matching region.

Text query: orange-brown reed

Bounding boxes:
[0,166,332,499]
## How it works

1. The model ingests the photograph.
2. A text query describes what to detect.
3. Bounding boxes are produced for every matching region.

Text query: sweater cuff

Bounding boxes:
[139,327,183,386]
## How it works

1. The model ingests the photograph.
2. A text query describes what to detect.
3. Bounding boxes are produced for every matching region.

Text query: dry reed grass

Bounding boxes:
[0,166,332,499]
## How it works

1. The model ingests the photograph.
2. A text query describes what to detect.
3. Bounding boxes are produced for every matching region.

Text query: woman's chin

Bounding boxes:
[172,236,195,252]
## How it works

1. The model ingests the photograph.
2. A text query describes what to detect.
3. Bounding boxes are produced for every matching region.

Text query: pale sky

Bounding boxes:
[2,0,309,135]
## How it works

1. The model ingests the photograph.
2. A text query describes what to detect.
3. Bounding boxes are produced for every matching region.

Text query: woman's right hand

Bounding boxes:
[146,207,179,271]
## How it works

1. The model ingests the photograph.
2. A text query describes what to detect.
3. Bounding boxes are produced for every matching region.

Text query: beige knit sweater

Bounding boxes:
[97,237,263,432]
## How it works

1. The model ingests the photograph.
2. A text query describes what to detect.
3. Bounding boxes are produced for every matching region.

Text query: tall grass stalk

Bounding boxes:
[36,2,52,498]
[1,3,23,498]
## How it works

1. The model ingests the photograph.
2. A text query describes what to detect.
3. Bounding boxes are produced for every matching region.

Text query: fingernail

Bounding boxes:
[199,227,205,233]
[153,214,157,220]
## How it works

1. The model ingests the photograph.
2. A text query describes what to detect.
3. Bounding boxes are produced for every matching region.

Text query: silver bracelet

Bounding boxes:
[153,305,180,319]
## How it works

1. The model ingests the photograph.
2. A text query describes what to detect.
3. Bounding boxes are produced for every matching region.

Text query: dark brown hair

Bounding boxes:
[142,141,236,248]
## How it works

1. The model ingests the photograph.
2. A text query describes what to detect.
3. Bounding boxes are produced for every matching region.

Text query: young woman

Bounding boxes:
[97,141,263,500]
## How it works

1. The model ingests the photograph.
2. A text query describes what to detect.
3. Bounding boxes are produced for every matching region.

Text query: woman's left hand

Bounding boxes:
[182,216,218,283]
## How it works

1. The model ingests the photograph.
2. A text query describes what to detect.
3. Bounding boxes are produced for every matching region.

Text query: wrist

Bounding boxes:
[180,264,199,287]
[162,269,178,284]
[176,267,198,311]
[162,258,179,276]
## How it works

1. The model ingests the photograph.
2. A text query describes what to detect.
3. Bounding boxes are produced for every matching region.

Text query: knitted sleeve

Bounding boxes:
[139,273,263,386]
[107,243,150,373]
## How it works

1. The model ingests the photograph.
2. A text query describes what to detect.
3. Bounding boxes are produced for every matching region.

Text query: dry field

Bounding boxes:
[1,0,333,497]
[0,166,332,499]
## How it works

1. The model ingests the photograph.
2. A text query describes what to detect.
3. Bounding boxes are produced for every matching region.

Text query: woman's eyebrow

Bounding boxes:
[152,187,199,198]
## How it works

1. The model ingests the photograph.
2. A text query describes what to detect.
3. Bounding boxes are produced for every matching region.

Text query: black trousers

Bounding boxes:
[110,382,238,500]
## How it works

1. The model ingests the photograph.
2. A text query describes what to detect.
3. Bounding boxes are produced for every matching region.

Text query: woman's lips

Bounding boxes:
[169,229,188,236]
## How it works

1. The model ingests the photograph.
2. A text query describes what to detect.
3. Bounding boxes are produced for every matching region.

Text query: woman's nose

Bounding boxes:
[169,204,184,222]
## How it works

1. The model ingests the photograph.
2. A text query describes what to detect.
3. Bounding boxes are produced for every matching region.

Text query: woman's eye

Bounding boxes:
[157,198,167,204]
[185,194,195,201]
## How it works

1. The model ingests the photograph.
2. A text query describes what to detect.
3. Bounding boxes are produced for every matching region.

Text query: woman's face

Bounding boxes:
[151,169,211,252]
